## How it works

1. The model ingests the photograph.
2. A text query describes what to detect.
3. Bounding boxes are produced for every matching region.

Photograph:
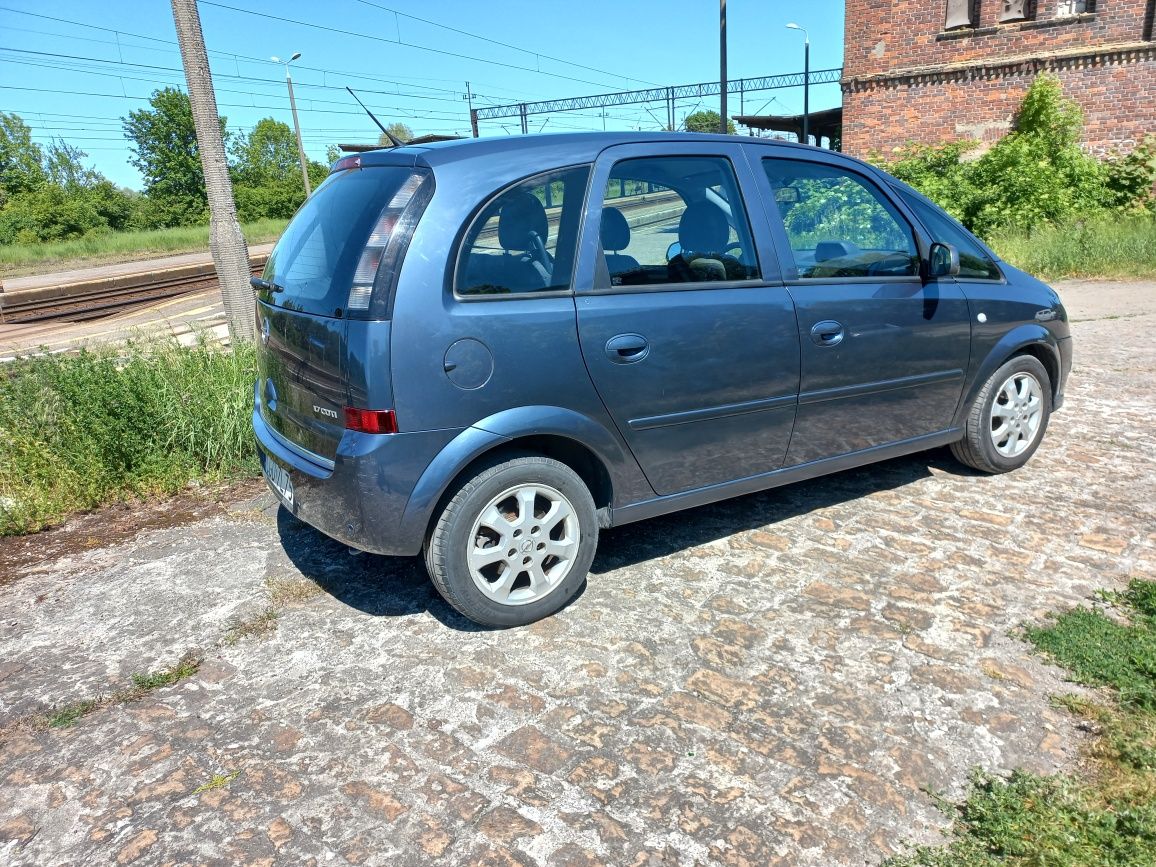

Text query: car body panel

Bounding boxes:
[252,131,1073,562]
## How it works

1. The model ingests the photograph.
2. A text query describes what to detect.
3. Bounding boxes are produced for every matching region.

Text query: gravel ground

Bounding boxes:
[0,280,1153,866]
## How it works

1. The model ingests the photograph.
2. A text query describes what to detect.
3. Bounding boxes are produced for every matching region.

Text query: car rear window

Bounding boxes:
[262,166,416,318]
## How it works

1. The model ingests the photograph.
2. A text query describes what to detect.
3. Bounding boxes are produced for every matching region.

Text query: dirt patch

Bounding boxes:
[0,478,264,586]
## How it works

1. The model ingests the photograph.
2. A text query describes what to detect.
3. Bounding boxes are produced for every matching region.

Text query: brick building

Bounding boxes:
[840,0,1155,158]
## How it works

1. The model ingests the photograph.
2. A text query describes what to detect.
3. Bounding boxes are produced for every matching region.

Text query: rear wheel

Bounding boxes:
[424,455,597,627]
[951,355,1051,474]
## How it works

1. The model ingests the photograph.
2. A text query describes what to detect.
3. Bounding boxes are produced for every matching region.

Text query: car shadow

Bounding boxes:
[590,447,970,573]
[276,447,970,629]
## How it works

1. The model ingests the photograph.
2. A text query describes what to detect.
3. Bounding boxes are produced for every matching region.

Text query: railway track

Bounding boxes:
[0,191,678,326]
[0,259,267,325]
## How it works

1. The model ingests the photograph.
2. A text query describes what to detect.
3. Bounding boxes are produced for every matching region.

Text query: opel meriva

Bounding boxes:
[253,132,1072,627]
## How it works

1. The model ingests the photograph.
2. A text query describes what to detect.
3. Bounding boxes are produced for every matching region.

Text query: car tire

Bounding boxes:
[424,454,598,628]
[951,354,1052,474]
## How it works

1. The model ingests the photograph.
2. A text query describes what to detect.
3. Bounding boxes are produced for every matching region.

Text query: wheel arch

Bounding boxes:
[398,406,637,554]
[954,325,1062,427]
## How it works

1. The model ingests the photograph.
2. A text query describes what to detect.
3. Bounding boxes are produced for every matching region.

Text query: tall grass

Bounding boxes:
[0,218,288,277]
[990,214,1156,281]
[0,337,259,535]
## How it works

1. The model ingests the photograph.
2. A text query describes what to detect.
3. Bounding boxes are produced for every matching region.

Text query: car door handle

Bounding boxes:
[810,320,845,347]
[605,333,649,363]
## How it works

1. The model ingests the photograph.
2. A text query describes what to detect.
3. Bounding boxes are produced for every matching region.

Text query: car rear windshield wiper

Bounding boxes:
[250,276,284,293]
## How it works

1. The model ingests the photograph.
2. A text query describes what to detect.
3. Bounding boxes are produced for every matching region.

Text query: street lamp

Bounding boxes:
[785,23,810,146]
[271,52,311,196]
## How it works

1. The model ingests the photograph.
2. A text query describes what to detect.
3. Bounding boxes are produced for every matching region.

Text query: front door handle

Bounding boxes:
[605,333,649,363]
[810,320,845,347]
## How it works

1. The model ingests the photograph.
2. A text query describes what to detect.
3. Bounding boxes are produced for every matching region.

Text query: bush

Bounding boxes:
[870,74,1156,239]
[0,338,259,535]
[0,180,137,245]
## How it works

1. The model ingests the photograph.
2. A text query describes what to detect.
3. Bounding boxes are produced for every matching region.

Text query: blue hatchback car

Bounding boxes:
[253,132,1072,627]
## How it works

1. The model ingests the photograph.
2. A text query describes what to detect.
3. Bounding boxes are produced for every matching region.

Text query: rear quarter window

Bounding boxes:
[455,165,590,297]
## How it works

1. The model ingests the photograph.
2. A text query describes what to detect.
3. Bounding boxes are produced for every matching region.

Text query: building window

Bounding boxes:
[945,0,976,29]
[1000,0,1033,22]
[1055,0,1091,15]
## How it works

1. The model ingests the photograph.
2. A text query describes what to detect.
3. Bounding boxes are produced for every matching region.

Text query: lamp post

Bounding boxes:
[719,0,728,135]
[272,52,311,196]
[785,23,809,146]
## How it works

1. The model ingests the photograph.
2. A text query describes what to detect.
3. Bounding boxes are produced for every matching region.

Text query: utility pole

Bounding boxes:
[170,0,255,342]
[273,53,311,197]
[719,0,728,134]
[466,81,479,138]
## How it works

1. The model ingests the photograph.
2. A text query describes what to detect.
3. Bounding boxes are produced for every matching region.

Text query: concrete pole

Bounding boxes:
[170,0,255,342]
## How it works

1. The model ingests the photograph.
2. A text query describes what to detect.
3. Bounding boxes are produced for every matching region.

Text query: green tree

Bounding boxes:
[379,122,414,145]
[0,112,46,203]
[230,117,327,221]
[0,118,135,245]
[683,110,736,135]
[123,88,225,227]
[230,117,298,186]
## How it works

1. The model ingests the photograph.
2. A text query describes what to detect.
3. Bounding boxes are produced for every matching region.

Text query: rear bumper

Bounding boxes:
[253,404,460,557]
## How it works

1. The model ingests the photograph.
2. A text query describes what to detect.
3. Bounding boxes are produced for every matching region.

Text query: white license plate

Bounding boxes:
[262,454,294,507]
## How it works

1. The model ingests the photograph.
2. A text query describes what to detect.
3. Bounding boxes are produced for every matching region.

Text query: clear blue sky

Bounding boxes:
[0,0,845,190]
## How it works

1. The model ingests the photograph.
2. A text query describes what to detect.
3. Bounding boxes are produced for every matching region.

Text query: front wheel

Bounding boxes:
[951,355,1052,474]
[424,455,598,628]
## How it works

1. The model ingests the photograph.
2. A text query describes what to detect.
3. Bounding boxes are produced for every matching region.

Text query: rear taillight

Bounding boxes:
[347,170,431,314]
[344,407,398,434]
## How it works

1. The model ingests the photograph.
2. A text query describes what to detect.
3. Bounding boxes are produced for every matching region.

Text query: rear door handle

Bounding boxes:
[810,320,845,347]
[605,333,649,363]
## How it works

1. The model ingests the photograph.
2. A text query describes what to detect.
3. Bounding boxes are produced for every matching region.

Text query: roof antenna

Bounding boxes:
[345,86,404,147]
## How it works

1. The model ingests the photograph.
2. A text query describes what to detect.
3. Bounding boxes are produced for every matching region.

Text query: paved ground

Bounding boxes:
[1,280,1153,866]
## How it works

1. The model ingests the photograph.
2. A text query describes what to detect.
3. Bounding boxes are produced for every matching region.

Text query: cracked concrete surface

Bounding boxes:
[0,280,1153,866]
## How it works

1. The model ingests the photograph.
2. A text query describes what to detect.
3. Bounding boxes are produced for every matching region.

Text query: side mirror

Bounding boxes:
[666,241,682,262]
[929,242,960,278]
[774,186,800,205]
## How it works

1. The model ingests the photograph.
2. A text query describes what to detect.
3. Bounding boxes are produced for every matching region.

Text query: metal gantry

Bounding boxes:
[472,67,843,133]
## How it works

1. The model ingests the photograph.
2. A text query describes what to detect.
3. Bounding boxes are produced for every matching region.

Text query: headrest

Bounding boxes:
[498,191,548,252]
[815,240,856,262]
[678,202,730,253]
[600,206,631,252]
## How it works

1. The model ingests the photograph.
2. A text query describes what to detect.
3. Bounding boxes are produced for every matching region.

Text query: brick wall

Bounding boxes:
[841,0,1156,157]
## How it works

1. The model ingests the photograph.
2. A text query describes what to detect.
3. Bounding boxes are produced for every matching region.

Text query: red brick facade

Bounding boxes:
[841,0,1156,158]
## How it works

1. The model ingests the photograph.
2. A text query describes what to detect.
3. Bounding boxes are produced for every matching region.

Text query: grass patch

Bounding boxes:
[223,607,279,645]
[131,657,201,691]
[0,336,260,535]
[990,215,1156,282]
[0,218,287,278]
[193,769,242,795]
[887,579,1156,866]
[47,699,102,729]
[39,655,201,731]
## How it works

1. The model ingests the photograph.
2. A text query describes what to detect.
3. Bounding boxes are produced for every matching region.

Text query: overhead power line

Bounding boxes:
[350,0,658,87]
[0,6,544,100]
[196,0,639,90]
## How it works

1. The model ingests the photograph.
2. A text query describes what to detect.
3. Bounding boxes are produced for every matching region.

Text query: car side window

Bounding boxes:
[456,165,590,296]
[599,156,760,287]
[762,159,919,280]
[895,189,1002,280]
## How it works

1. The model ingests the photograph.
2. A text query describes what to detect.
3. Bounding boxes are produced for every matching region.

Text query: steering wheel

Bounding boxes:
[865,252,915,277]
[527,231,553,273]
[724,241,744,257]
